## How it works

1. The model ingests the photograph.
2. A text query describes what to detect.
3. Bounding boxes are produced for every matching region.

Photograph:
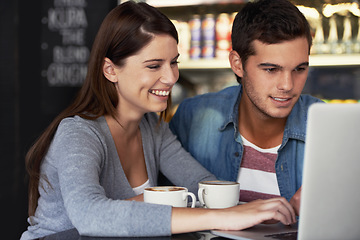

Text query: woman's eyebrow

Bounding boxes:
[143,58,164,63]
[142,53,180,64]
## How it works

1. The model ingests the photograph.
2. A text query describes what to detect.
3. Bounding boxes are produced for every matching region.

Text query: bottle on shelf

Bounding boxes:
[328,15,342,54]
[215,13,231,59]
[342,14,353,54]
[201,14,216,59]
[189,14,202,60]
[312,17,329,55]
[353,17,360,53]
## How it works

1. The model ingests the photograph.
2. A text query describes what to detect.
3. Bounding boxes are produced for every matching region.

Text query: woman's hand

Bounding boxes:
[215,197,297,231]
[171,197,296,234]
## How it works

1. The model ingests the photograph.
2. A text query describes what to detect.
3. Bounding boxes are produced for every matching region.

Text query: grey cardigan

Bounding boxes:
[21,113,216,240]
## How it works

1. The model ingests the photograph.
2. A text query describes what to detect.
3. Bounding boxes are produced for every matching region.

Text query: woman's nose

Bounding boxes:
[160,66,179,86]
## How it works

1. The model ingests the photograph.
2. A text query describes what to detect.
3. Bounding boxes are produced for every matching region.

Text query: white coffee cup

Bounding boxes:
[198,180,240,209]
[144,186,196,208]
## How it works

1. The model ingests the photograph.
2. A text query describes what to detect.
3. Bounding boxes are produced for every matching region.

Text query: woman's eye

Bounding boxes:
[147,65,160,69]
[171,60,179,65]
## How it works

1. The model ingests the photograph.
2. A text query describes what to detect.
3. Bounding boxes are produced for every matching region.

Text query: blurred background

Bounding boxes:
[1,0,359,239]
[150,0,360,109]
[1,1,117,238]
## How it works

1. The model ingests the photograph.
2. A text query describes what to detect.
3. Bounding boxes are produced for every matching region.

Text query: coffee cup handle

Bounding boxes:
[187,192,196,208]
[198,187,205,207]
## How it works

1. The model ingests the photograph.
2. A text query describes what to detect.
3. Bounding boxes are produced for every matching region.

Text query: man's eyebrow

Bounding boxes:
[258,61,309,68]
[258,63,282,68]
[296,62,309,68]
[173,53,180,61]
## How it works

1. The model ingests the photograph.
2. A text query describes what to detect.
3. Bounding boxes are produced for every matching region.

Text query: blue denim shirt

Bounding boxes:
[170,85,323,201]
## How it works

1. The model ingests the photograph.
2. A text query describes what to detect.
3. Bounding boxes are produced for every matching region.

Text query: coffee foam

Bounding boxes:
[145,186,185,192]
[200,180,238,185]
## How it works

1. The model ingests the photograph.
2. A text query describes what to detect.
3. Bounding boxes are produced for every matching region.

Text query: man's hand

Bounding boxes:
[289,186,302,216]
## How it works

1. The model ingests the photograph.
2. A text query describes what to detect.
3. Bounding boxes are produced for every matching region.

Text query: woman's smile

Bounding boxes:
[149,89,171,97]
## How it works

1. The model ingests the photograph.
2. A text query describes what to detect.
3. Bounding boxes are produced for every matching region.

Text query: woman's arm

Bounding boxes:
[171,197,296,234]
[52,117,172,237]
[126,192,296,234]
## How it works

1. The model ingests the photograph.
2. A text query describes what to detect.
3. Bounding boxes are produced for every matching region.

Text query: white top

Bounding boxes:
[132,179,150,195]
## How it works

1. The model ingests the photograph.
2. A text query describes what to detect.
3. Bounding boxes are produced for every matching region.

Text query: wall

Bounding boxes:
[1,0,116,238]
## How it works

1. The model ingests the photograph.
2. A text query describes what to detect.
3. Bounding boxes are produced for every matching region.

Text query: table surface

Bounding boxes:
[35,228,224,240]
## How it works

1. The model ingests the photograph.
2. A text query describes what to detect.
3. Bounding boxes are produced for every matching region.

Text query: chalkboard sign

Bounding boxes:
[40,0,117,115]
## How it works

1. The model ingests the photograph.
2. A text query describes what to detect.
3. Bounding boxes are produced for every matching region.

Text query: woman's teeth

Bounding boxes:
[150,90,170,96]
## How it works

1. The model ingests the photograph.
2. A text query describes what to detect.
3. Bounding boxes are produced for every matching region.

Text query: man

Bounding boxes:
[169,0,323,215]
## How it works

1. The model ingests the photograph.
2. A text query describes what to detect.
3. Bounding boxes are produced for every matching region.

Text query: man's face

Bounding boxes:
[240,37,309,120]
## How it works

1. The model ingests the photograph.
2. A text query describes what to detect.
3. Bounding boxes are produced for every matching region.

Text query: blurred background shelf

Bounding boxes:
[146,0,248,7]
[179,58,230,69]
[150,0,360,104]
[309,54,360,66]
[178,54,360,69]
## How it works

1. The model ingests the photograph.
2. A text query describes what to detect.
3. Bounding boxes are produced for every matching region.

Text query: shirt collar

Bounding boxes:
[283,96,309,142]
[219,85,242,132]
[218,85,308,143]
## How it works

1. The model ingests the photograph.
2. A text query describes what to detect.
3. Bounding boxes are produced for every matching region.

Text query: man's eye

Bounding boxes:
[265,68,278,73]
[294,67,306,72]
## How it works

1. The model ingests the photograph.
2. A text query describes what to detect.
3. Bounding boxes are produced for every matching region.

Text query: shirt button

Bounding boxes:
[234,152,240,157]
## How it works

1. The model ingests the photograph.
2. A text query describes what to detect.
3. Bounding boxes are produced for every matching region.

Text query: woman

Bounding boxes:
[21,2,296,239]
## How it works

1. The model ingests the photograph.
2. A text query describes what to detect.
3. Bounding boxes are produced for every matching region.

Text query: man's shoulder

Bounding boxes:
[297,94,324,108]
[287,94,324,133]
[180,85,240,108]
[171,86,240,130]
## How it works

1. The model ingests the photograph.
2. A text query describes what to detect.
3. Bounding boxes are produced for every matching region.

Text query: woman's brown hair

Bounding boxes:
[26,1,178,216]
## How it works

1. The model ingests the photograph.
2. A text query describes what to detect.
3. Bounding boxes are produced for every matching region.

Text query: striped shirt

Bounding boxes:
[237,136,281,203]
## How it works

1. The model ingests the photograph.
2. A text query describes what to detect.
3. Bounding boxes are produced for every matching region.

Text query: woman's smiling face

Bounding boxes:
[111,34,179,117]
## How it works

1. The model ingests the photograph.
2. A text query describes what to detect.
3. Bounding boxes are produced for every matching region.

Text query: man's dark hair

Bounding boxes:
[231,0,312,83]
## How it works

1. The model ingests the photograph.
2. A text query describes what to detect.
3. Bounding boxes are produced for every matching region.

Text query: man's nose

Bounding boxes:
[277,72,294,91]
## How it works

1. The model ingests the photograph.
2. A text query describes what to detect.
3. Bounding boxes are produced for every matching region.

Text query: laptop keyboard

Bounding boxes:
[264,231,298,240]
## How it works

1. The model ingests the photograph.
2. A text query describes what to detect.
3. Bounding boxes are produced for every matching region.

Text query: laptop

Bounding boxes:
[211,103,360,240]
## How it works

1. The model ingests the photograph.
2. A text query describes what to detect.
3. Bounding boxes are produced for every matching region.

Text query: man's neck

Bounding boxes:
[238,100,287,149]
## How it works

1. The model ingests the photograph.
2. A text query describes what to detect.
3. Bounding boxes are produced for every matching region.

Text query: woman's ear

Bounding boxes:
[229,50,244,78]
[103,57,118,83]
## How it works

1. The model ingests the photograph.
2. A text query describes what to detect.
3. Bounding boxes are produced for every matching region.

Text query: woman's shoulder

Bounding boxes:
[59,115,103,129]
[49,115,109,162]
[57,115,108,140]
